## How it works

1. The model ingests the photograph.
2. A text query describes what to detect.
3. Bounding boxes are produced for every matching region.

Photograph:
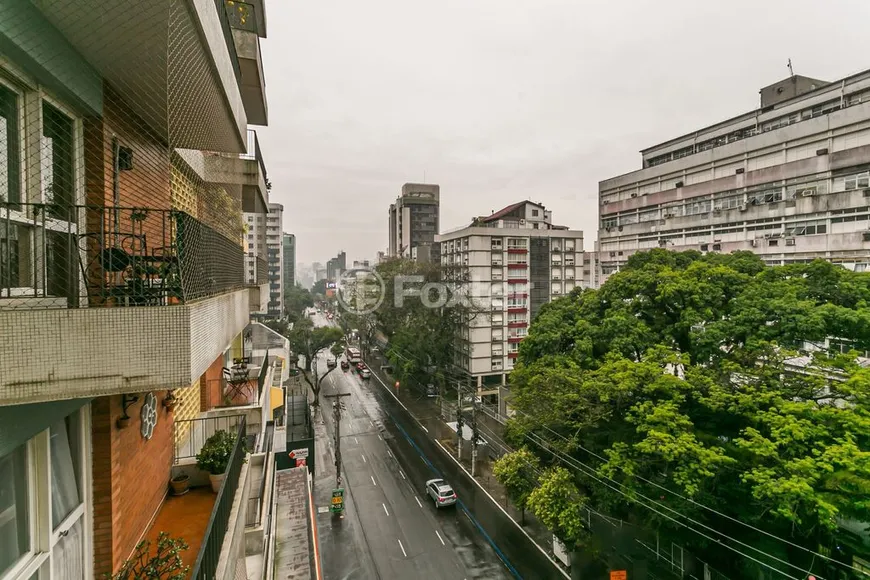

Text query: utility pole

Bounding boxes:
[324,392,352,488]
[471,399,480,477]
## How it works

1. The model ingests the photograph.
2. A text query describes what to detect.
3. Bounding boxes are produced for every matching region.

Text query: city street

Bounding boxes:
[312,312,511,579]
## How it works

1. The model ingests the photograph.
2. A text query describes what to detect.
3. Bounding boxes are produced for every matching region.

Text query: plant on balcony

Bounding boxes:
[107,532,189,580]
[196,429,246,492]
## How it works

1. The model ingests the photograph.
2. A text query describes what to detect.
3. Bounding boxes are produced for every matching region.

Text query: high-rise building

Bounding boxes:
[436,201,583,409]
[599,69,870,284]
[388,183,440,258]
[283,233,296,293]
[245,202,284,317]
[326,251,347,281]
[0,1,301,578]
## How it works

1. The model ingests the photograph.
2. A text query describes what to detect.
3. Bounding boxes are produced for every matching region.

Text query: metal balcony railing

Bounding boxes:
[214,0,242,86]
[0,203,245,309]
[173,413,247,463]
[191,417,247,580]
[240,130,268,183]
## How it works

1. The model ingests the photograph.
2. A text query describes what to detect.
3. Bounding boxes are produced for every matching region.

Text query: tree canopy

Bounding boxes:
[509,250,870,577]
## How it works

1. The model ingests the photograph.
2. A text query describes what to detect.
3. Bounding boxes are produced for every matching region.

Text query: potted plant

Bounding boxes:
[196,429,238,492]
[163,391,177,411]
[107,532,189,579]
[169,473,190,496]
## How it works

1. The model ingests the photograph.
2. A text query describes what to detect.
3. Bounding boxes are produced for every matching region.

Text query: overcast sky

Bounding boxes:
[258,0,870,266]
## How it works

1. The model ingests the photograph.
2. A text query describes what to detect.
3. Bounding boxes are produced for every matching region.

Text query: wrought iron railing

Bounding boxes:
[173,414,246,463]
[0,203,245,309]
[191,416,247,580]
[214,0,242,85]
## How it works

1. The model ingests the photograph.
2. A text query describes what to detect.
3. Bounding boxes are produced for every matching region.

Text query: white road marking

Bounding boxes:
[421,425,429,433]
[369,420,374,427]
[378,434,382,441]
[415,496,422,508]
[398,539,407,557]
[354,437,359,444]
[435,530,445,546]
[361,454,366,463]
[387,449,393,457]
[400,470,406,480]
[371,475,377,486]
[383,503,390,516]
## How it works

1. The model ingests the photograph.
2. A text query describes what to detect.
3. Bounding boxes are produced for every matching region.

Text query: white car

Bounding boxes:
[425,479,457,508]
[360,368,371,379]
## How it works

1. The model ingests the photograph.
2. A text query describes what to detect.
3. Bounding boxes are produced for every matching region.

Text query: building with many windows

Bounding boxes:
[282,232,296,292]
[246,202,284,317]
[388,183,440,258]
[0,1,290,578]
[599,69,870,283]
[436,201,583,405]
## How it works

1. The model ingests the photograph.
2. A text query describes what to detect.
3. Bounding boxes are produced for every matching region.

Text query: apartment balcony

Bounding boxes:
[507,306,527,314]
[506,248,528,254]
[0,204,252,405]
[507,321,527,328]
[19,0,248,154]
[156,417,258,579]
[508,352,519,359]
[507,277,527,284]
[226,0,268,125]
[508,336,524,344]
[506,262,528,269]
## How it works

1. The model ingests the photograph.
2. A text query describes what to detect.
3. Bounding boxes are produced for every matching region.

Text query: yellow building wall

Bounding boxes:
[172,379,201,452]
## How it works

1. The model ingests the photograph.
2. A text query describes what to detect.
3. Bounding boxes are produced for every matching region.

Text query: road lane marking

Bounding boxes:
[371,475,377,486]
[370,420,374,427]
[355,437,359,444]
[421,425,429,433]
[378,434,382,441]
[387,449,393,457]
[400,470,405,480]
[415,496,422,508]
[435,530,445,546]
[382,503,390,516]
[361,454,366,463]
[397,539,407,557]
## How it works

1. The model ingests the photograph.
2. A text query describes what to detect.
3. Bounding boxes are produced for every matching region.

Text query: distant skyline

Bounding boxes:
[257,0,870,264]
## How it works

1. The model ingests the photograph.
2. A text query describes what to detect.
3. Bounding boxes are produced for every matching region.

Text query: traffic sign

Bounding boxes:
[610,571,627,580]
[330,488,345,513]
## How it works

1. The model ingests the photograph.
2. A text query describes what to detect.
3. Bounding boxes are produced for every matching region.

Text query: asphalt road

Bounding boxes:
[312,311,511,580]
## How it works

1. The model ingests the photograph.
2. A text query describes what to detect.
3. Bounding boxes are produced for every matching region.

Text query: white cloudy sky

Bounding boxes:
[257,0,870,265]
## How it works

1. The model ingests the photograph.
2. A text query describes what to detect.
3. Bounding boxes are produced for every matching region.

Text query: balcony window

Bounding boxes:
[0,407,89,579]
[1,83,20,205]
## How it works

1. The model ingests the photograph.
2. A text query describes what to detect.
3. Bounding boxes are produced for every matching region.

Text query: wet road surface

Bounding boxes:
[314,313,511,580]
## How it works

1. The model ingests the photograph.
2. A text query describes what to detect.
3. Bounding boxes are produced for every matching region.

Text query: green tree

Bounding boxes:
[108,532,189,579]
[526,466,588,547]
[287,317,344,407]
[510,251,870,578]
[492,448,540,524]
[284,284,314,322]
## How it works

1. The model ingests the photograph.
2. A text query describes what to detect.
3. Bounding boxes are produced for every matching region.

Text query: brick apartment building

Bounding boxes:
[0,1,290,578]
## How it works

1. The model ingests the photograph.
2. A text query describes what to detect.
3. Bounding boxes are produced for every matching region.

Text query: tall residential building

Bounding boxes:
[436,201,583,406]
[0,2,312,579]
[599,69,870,284]
[283,233,296,292]
[246,202,284,317]
[326,251,347,281]
[388,183,440,258]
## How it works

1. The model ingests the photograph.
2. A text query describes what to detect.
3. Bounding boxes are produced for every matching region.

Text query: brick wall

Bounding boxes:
[91,393,174,576]
[201,354,226,412]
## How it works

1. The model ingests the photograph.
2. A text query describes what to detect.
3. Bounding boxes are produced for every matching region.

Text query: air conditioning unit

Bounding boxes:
[663,212,675,219]
[739,203,749,211]
[786,238,796,246]
[519,219,526,225]
[750,239,758,247]
[801,188,816,197]
[631,193,638,198]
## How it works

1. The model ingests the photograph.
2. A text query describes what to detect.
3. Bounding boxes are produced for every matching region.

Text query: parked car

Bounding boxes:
[356,362,367,373]
[341,360,350,371]
[360,368,371,379]
[326,358,337,369]
[425,479,457,508]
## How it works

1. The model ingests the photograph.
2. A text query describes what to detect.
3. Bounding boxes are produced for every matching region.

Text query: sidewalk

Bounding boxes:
[363,350,563,569]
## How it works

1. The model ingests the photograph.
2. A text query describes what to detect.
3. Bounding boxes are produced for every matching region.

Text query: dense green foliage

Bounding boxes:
[509,250,870,576]
[287,317,344,405]
[284,283,314,321]
[492,447,541,523]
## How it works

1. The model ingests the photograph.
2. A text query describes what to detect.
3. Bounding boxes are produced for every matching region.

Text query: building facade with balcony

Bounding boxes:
[0,0,279,578]
[388,183,440,258]
[436,201,583,400]
[244,201,282,317]
[598,69,870,284]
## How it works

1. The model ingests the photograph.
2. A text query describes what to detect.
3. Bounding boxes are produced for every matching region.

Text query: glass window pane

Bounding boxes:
[0,84,19,205]
[41,102,75,221]
[50,413,82,529]
[0,443,30,576]
[51,518,83,579]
